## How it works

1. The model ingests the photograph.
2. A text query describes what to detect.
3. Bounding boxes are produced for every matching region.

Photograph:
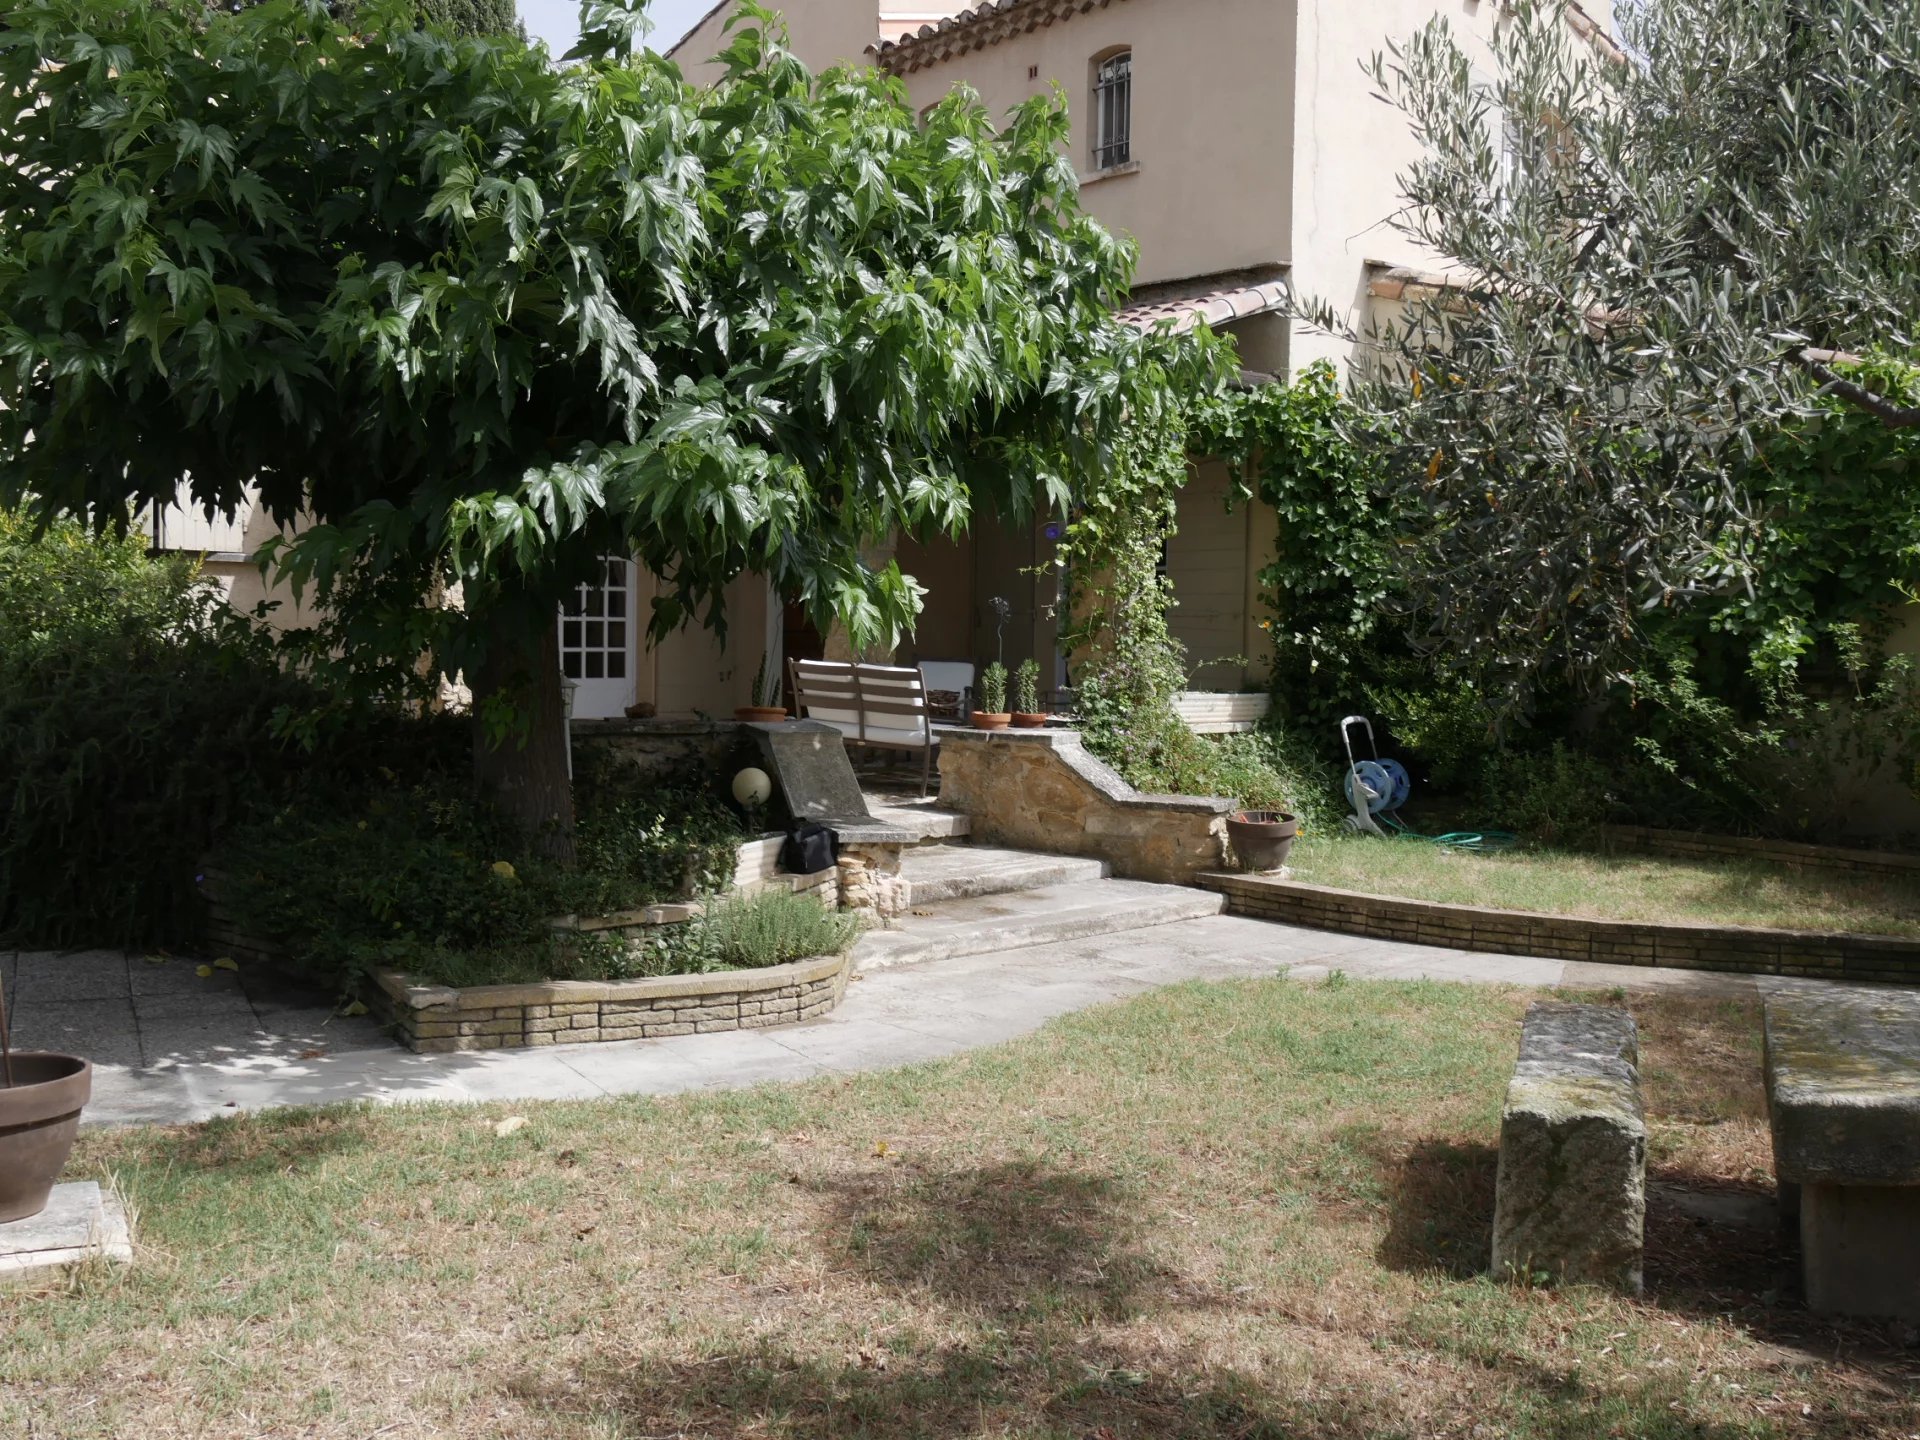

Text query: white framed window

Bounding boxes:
[1091,49,1131,170]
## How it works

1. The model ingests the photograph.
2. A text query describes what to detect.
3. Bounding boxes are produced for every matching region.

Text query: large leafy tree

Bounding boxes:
[1333,0,1920,712]
[0,0,1217,855]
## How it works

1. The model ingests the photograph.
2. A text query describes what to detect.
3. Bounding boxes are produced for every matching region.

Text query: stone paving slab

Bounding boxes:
[7,951,386,1072]
[0,1182,133,1281]
[14,913,1905,1128]
[10,998,144,1067]
[13,950,131,1005]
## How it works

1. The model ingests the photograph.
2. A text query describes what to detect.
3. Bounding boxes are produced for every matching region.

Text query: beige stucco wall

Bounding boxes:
[669,0,885,86]
[635,570,775,717]
[1291,0,1620,375]
[893,0,1295,290]
[179,502,326,634]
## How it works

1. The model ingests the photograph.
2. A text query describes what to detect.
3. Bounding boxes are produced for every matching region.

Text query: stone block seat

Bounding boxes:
[1764,987,1920,1320]
[1491,1002,1647,1292]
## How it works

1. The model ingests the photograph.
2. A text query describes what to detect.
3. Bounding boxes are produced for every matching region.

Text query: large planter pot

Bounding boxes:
[1010,712,1048,729]
[0,1053,92,1223]
[734,706,788,723]
[971,711,1012,731]
[1227,810,1298,873]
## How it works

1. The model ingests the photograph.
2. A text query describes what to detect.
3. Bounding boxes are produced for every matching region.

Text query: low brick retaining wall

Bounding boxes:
[373,949,851,1053]
[1197,872,1920,984]
[1602,825,1920,879]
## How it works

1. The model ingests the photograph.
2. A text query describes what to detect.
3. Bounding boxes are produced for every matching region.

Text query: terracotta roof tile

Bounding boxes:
[872,0,1129,74]
[875,0,1620,75]
[1116,270,1290,333]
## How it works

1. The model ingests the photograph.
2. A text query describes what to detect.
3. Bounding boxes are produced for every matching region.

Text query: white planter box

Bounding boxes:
[1173,691,1273,734]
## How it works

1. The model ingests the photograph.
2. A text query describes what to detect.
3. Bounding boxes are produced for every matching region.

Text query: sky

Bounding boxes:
[518,0,715,58]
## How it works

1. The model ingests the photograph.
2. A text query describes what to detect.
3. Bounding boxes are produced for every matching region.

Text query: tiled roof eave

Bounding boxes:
[1117,276,1290,334]
[871,0,1131,76]
[875,0,1623,76]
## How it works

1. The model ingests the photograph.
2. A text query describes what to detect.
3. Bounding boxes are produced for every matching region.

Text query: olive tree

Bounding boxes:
[0,0,1217,854]
[1332,0,1920,710]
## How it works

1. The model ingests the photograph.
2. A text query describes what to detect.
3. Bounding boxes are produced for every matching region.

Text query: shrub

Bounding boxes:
[564,748,746,914]
[0,509,482,948]
[1608,629,1920,841]
[1476,742,1616,847]
[209,755,746,992]
[0,512,378,946]
[1084,703,1344,835]
[1364,668,1499,793]
[691,888,861,969]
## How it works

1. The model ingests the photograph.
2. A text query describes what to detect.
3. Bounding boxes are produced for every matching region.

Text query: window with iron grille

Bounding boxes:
[1092,50,1131,170]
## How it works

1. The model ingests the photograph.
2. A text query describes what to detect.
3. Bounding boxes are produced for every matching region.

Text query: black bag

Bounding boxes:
[780,821,837,876]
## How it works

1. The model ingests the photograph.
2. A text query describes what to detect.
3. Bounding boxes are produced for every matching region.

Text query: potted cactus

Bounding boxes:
[734,652,789,723]
[0,972,92,1223]
[971,661,1011,729]
[1011,657,1046,727]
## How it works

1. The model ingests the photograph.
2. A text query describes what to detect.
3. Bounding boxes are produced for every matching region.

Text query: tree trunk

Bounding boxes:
[471,592,577,865]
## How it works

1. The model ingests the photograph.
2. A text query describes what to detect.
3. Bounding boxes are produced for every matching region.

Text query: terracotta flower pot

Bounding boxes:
[0,1053,92,1223]
[1010,712,1048,728]
[1227,810,1298,872]
[734,706,789,723]
[971,711,1012,730]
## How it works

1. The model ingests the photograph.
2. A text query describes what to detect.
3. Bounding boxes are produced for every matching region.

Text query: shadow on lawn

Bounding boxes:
[1377,1135,1919,1400]
[559,1334,1779,1440]
[542,1157,1788,1440]
[1376,1137,1500,1279]
[805,1156,1211,1323]
[141,1104,379,1178]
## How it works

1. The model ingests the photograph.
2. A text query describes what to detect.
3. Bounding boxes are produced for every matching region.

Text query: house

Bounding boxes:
[661,0,1620,705]
[148,0,1617,719]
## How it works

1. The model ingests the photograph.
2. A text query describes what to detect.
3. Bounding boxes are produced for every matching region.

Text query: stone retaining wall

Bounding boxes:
[373,949,851,1053]
[1197,872,1920,984]
[937,728,1233,884]
[1602,825,1920,879]
[572,717,753,786]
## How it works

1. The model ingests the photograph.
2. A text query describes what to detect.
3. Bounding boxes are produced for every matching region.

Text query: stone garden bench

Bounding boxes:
[1763,987,1920,1320]
[1492,1003,1647,1292]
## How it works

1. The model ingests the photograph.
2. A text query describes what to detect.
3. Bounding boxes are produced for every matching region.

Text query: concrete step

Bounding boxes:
[853,878,1226,972]
[865,798,972,844]
[901,844,1107,904]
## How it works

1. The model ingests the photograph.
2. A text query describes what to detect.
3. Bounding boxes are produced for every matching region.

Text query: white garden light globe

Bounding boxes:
[731,766,773,807]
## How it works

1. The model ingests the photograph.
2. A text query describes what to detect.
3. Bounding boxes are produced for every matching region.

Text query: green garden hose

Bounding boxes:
[1379,811,1519,852]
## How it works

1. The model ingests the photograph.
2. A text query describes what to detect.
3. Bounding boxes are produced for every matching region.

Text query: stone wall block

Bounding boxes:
[1492,1003,1646,1293]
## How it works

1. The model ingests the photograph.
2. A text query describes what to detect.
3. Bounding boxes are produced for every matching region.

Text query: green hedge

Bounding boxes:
[0,514,351,946]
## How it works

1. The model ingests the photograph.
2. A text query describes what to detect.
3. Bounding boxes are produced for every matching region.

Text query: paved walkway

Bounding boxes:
[1,916,1861,1128]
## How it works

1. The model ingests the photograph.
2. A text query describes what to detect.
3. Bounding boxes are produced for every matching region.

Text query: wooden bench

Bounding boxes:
[1491,1003,1647,1292]
[1764,987,1920,1320]
[789,660,936,797]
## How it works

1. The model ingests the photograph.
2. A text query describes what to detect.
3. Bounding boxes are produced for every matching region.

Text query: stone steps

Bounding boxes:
[852,878,1226,972]
[865,799,972,844]
[900,844,1108,904]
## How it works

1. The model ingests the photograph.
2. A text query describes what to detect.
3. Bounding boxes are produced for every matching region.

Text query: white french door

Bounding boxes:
[559,558,636,719]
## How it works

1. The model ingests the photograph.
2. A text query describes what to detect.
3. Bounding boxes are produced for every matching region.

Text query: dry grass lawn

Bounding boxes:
[4,976,1917,1438]
[1287,835,1920,936]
